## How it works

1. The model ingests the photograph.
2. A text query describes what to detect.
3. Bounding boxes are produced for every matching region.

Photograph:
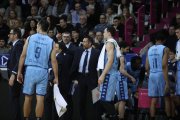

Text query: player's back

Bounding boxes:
[148,45,165,73]
[25,33,54,69]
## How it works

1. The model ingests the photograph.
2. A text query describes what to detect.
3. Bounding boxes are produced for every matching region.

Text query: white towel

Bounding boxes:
[97,38,121,70]
[53,84,67,117]
[176,40,180,60]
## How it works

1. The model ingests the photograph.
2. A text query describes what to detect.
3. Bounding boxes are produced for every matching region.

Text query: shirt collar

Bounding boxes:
[12,39,19,46]
[66,42,71,48]
[85,47,92,52]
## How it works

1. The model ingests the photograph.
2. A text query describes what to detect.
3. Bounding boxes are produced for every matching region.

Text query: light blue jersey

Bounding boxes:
[126,62,141,93]
[25,33,54,69]
[23,33,54,95]
[148,45,165,73]
[99,41,119,101]
[176,41,180,95]
[148,45,166,97]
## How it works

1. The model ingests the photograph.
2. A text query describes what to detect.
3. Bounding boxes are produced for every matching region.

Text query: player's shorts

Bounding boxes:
[175,71,180,95]
[99,72,118,101]
[148,72,165,97]
[116,72,128,101]
[23,66,48,96]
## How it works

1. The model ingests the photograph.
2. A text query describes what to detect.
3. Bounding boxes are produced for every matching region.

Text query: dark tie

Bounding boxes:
[82,50,89,73]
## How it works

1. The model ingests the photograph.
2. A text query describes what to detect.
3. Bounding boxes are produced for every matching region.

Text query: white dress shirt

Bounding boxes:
[78,47,92,73]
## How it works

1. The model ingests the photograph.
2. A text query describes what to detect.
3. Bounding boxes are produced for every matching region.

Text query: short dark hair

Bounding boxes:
[59,15,67,22]
[113,16,120,20]
[106,26,116,36]
[83,35,94,44]
[38,19,49,32]
[12,28,21,38]
[119,41,128,48]
[155,30,167,42]
[175,24,180,30]
[131,56,142,65]
[58,42,67,53]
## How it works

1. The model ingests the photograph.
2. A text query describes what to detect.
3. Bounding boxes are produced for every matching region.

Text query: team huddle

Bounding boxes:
[7,18,180,120]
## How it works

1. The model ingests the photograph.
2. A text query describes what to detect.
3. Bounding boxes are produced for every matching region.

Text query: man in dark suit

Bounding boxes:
[7,28,24,120]
[71,35,100,120]
[61,31,77,56]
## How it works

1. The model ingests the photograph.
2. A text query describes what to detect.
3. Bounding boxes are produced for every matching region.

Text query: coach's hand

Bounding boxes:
[9,74,15,86]
[53,78,58,85]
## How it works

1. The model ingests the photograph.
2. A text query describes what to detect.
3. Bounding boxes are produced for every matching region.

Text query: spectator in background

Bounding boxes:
[105,6,117,25]
[4,0,22,21]
[94,31,104,50]
[0,8,5,17]
[88,30,95,40]
[6,10,18,28]
[52,0,69,17]
[0,15,10,44]
[38,0,52,17]
[23,19,37,38]
[119,7,136,24]
[99,0,112,12]
[0,38,9,54]
[56,32,63,43]
[112,16,124,42]
[94,14,109,33]
[69,0,87,11]
[165,25,178,52]
[26,5,41,21]
[75,14,92,39]
[46,15,58,35]
[71,28,81,46]
[56,15,74,34]
[86,4,99,28]
[21,0,32,19]
[85,0,103,17]
[48,29,56,40]
[117,0,133,15]
[171,13,180,27]
[70,2,86,26]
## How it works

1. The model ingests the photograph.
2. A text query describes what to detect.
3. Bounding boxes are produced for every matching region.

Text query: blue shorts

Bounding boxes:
[148,72,165,97]
[23,66,48,96]
[116,72,128,101]
[99,73,118,101]
[176,71,180,95]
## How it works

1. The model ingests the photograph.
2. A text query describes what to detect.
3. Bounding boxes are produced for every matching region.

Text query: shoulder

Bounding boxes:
[16,40,24,46]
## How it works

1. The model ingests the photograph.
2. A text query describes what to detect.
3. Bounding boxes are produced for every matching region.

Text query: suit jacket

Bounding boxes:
[70,47,100,89]
[7,40,24,78]
[56,52,73,94]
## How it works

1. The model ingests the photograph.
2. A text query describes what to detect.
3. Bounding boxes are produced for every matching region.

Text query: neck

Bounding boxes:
[155,41,162,45]
[106,36,113,40]
[38,31,47,35]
